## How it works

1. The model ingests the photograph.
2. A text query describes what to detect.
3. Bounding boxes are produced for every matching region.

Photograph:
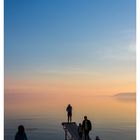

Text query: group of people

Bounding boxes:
[78,116,92,140]
[14,104,100,140]
[66,104,100,140]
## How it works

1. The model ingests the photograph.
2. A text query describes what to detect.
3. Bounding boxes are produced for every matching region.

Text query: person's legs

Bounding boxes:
[67,114,69,122]
[80,132,82,139]
[85,130,89,140]
[85,133,87,140]
[87,131,89,140]
[68,112,72,122]
[70,114,72,122]
[84,131,87,140]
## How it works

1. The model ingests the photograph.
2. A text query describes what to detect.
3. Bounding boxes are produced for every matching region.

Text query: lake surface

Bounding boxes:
[4,93,136,140]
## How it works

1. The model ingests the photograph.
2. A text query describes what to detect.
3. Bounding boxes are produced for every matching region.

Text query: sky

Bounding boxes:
[4,0,136,96]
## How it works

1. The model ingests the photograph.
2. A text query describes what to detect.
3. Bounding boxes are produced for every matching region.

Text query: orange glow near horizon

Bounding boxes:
[5,92,135,124]
[5,71,135,96]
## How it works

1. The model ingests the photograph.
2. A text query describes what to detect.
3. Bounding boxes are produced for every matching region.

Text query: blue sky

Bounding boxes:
[4,0,136,91]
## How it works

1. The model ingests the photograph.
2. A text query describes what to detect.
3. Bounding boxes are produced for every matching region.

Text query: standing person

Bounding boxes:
[66,104,72,123]
[15,125,28,140]
[95,136,100,140]
[82,116,92,140]
[78,123,83,139]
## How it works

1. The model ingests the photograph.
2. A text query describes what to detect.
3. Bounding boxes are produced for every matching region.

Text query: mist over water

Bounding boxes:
[5,93,136,140]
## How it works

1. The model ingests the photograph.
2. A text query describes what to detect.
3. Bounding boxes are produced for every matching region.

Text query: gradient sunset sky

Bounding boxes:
[4,0,136,96]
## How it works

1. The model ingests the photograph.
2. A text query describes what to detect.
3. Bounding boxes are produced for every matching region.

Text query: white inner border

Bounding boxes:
[0,0,4,139]
[136,0,140,140]
[0,0,139,140]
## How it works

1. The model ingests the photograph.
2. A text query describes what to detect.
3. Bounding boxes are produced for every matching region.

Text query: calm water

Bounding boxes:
[4,93,136,140]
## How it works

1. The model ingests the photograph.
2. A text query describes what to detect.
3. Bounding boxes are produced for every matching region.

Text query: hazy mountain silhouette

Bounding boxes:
[113,92,136,101]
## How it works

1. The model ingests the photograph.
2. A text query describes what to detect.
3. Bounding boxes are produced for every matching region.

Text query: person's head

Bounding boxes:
[84,116,87,120]
[18,125,25,134]
[79,123,82,126]
[95,136,100,140]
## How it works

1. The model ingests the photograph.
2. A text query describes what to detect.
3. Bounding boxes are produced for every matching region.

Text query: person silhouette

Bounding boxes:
[95,136,100,140]
[82,116,92,140]
[15,125,28,140]
[78,123,83,139]
[66,104,72,123]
